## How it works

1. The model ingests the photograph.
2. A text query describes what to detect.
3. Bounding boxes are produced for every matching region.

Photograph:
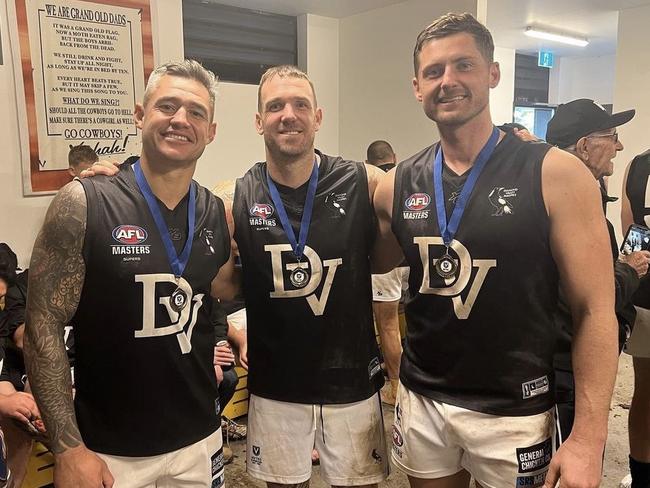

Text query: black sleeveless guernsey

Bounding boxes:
[233,152,383,404]
[76,164,230,456]
[626,149,650,309]
[393,133,559,416]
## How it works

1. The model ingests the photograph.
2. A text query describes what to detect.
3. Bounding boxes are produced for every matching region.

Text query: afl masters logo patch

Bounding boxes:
[249,203,277,228]
[111,225,151,257]
[403,193,431,220]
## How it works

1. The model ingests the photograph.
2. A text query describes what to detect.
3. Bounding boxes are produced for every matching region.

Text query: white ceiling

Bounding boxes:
[487,0,650,58]
[205,0,650,58]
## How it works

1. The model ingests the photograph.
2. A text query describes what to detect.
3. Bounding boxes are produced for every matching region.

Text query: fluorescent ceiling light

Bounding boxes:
[524,27,589,47]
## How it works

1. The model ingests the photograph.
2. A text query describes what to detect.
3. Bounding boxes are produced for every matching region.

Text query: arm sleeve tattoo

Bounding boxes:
[24,181,87,454]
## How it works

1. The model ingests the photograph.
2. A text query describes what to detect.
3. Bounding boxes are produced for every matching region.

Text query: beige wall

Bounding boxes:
[194,82,265,186]
[150,0,183,63]
[482,0,515,127]
[491,46,516,126]
[609,4,650,240]
[549,54,616,106]
[338,0,478,163]
[298,14,340,156]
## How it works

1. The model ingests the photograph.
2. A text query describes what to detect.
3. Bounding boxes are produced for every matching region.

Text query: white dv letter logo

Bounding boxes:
[265,244,342,316]
[414,237,496,319]
[135,274,204,354]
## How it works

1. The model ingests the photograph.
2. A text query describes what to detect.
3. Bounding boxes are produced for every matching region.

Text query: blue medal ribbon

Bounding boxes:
[433,126,500,247]
[266,159,318,261]
[134,161,196,278]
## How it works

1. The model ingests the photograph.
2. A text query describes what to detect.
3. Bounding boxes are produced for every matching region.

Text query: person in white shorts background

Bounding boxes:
[371,265,409,403]
[620,151,650,488]
[366,140,409,405]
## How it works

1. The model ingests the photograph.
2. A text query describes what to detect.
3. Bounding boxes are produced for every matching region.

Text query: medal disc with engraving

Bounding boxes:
[290,268,310,288]
[171,287,188,312]
[435,253,457,279]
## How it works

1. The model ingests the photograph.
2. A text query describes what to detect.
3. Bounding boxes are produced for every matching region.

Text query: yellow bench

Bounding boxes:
[222,366,249,419]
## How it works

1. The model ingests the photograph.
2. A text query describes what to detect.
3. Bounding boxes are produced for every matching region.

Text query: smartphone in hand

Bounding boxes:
[621,224,650,254]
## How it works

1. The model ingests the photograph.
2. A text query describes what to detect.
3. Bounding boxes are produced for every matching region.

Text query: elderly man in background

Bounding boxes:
[545,98,650,442]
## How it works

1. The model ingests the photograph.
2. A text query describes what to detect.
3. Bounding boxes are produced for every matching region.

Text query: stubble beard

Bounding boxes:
[426,94,489,129]
[264,132,314,164]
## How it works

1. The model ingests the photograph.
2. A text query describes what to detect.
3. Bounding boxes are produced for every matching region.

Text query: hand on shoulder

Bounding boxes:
[78,159,121,179]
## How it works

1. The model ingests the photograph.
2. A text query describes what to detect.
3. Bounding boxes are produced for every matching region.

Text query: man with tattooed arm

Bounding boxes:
[24,60,238,487]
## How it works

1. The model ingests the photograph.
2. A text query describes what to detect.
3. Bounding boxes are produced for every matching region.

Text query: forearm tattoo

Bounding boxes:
[24,182,87,454]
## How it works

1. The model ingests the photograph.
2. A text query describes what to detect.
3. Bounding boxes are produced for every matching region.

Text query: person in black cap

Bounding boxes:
[546,98,650,443]
[546,98,636,179]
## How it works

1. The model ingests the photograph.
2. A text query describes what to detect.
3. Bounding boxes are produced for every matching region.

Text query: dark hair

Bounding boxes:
[366,140,395,164]
[413,12,494,75]
[0,243,18,285]
[68,144,99,168]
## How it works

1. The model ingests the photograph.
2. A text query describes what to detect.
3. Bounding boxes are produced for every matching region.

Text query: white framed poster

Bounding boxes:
[8,0,153,195]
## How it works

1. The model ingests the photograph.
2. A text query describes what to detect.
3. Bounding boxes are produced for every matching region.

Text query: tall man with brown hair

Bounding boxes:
[373,12,618,488]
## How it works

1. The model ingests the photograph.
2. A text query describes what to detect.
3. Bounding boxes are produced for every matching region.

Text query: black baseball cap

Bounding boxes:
[546,99,635,149]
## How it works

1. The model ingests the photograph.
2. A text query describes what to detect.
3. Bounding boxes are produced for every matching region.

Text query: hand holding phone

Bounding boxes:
[621,224,650,254]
